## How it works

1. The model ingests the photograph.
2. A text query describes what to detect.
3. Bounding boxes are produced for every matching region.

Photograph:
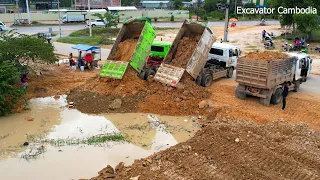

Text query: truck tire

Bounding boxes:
[196,76,201,85]
[0,28,2,31]
[227,67,234,78]
[92,24,96,27]
[271,88,283,105]
[201,73,213,87]
[293,81,300,92]
[138,71,146,80]
[144,69,155,80]
[235,85,246,99]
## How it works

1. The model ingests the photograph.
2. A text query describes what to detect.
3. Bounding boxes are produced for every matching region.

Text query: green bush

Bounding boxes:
[203,16,208,21]
[210,11,225,20]
[154,17,158,22]
[170,15,174,21]
[0,61,25,116]
[31,21,40,25]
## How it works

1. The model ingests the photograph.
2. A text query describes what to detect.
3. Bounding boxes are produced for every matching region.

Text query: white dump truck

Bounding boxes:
[0,21,9,31]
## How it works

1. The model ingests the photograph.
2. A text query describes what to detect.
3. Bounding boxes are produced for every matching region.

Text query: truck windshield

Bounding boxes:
[151,46,164,52]
[210,48,223,56]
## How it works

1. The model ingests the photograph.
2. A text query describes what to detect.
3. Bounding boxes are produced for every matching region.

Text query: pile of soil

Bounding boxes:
[67,67,211,116]
[170,36,201,68]
[243,51,289,62]
[111,39,138,61]
[90,118,320,180]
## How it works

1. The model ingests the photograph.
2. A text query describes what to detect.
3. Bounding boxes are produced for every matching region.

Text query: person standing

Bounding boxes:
[21,74,28,89]
[77,51,82,68]
[282,82,289,110]
[68,53,73,68]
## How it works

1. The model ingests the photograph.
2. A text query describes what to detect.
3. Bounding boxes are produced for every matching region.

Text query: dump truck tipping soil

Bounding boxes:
[154,20,215,87]
[110,39,138,62]
[170,36,201,68]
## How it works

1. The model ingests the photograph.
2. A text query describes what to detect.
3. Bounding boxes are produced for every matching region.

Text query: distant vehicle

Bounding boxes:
[0,21,9,31]
[61,15,85,23]
[87,19,106,27]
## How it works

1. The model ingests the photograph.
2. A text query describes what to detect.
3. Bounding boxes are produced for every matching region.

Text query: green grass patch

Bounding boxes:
[56,36,114,45]
[277,30,320,43]
[69,28,120,37]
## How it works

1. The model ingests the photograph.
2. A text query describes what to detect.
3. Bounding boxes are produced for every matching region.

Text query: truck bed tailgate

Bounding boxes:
[154,64,185,87]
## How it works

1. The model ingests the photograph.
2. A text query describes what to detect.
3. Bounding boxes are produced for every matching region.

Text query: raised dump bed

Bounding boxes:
[235,51,300,106]
[100,17,156,79]
[154,19,215,87]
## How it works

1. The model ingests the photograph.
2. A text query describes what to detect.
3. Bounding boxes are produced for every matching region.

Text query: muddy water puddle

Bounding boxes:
[0,96,200,180]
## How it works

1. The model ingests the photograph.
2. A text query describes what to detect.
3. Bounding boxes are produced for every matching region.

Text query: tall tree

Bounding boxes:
[294,14,320,34]
[93,12,118,28]
[0,31,58,116]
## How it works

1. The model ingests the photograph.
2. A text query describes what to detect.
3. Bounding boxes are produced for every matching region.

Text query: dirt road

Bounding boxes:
[91,118,320,180]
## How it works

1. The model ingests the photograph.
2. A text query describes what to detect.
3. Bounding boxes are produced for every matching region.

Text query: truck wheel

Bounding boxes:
[196,76,201,85]
[227,67,233,78]
[293,81,300,92]
[92,24,96,27]
[144,69,155,80]
[0,28,2,31]
[138,71,146,80]
[201,73,213,87]
[236,85,246,99]
[271,88,283,105]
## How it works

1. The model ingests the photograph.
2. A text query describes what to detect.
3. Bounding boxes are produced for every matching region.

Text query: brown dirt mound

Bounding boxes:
[243,51,289,62]
[170,36,201,68]
[90,118,320,180]
[111,39,138,61]
[67,67,211,116]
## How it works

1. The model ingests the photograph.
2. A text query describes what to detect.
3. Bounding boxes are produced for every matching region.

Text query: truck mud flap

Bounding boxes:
[154,64,185,87]
[99,60,129,79]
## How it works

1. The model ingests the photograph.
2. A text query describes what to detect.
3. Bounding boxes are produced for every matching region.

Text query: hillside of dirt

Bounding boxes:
[110,39,138,61]
[242,51,289,62]
[170,36,201,68]
[67,67,211,116]
[90,117,320,180]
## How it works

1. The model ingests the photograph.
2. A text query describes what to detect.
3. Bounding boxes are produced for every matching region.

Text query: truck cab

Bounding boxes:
[140,41,172,80]
[0,21,9,31]
[208,42,241,69]
[286,52,312,82]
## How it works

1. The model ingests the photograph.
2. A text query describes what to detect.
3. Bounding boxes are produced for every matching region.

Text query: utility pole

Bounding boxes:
[234,0,237,13]
[88,0,92,37]
[58,0,62,38]
[223,0,230,42]
[25,0,30,24]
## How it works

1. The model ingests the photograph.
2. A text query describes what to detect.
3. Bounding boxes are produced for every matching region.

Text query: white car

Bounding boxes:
[87,19,105,27]
[0,21,9,31]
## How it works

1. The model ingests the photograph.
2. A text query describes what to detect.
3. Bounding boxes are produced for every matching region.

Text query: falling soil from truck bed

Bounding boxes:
[170,36,201,68]
[111,39,138,62]
[90,118,320,180]
[67,67,211,116]
[243,51,289,62]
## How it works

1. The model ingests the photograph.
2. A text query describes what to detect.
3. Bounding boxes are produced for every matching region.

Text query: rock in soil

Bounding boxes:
[25,117,35,121]
[198,99,213,109]
[109,99,122,110]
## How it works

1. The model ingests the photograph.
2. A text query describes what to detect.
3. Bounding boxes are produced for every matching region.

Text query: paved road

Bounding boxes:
[53,42,110,58]
[14,20,280,35]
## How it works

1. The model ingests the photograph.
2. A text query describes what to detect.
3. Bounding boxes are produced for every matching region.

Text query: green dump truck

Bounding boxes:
[138,41,172,80]
[100,17,156,79]
[154,19,215,87]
